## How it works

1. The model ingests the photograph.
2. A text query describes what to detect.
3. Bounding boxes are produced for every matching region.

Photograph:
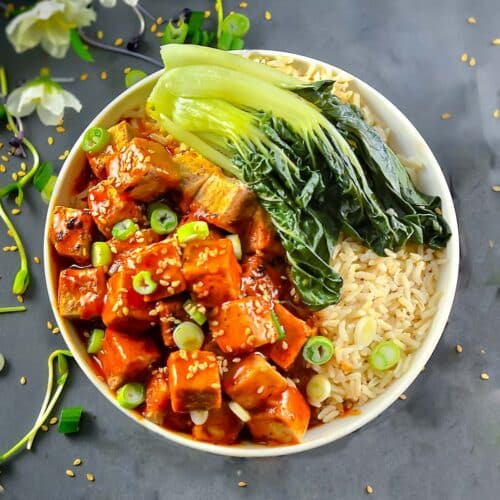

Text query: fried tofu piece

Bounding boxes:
[190,174,256,232]
[243,205,284,257]
[267,304,312,370]
[182,239,241,307]
[49,206,94,264]
[156,299,189,347]
[192,401,244,445]
[211,297,278,354]
[102,270,154,333]
[241,255,285,301]
[88,179,144,238]
[97,327,161,390]
[58,267,106,320]
[247,386,310,445]
[86,121,136,180]
[222,353,287,410]
[110,138,180,202]
[144,369,170,425]
[167,350,221,412]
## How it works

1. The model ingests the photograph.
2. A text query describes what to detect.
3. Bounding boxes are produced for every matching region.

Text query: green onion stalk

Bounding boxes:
[0,350,73,463]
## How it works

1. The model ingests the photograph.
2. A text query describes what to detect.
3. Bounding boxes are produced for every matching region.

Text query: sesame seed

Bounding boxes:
[441,112,451,120]
[86,473,95,482]
[493,109,500,119]
[11,208,21,215]
[455,344,463,353]
[11,172,17,181]
[47,320,53,330]
[264,10,272,20]
[49,416,58,425]
[17,295,23,304]
[238,481,247,488]
[491,185,500,192]
[17,170,25,177]
[73,458,82,466]
[65,470,75,478]
[124,67,131,74]
[488,240,495,248]
[467,16,477,24]
[150,23,157,33]
[100,71,108,80]
[114,37,123,46]
[1,155,8,162]
[469,57,476,67]
[492,38,500,46]
[52,327,60,335]
[156,16,163,24]
[204,10,211,18]
[480,372,490,380]
[47,136,54,145]
[56,126,65,133]
[20,376,27,385]
[399,394,407,400]
[33,256,41,264]
[97,30,104,40]
[460,52,468,62]
[366,484,374,494]
[0,164,5,173]
[80,73,88,81]
[41,424,49,432]
[239,1,248,7]
[58,150,69,161]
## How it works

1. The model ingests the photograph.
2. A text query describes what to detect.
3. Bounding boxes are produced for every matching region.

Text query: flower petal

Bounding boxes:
[100,0,117,7]
[60,90,82,112]
[123,0,139,6]
[5,87,36,118]
[36,103,62,126]
[40,86,66,117]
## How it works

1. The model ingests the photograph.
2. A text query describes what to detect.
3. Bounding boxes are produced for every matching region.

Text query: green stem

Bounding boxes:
[216,0,224,39]
[0,305,26,313]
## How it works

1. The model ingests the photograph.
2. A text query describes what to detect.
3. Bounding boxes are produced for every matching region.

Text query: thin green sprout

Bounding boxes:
[0,305,26,314]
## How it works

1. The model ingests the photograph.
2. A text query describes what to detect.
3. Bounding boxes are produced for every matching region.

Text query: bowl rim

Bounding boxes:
[43,49,460,458]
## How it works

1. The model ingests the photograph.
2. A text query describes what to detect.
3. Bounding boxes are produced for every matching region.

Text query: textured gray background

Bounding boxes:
[1,0,500,499]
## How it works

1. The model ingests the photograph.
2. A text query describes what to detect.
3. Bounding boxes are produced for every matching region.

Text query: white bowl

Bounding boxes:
[44,50,460,457]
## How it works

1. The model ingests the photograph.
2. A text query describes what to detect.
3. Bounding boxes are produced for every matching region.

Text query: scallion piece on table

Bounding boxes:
[58,406,83,434]
[149,204,178,235]
[111,219,138,240]
[302,336,334,365]
[163,20,189,44]
[183,299,207,326]
[132,270,158,296]
[226,234,242,260]
[116,383,145,409]
[87,328,105,354]
[230,37,245,50]
[81,127,111,154]
[41,176,57,204]
[33,161,53,192]
[221,13,250,38]
[0,352,5,373]
[187,11,205,35]
[271,309,286,340]
[176,221,209,243]
[173,321,205,351]
[217,30,233,50]
[368,340,401,371]
[125,69,147,88]
[91,241,112,267]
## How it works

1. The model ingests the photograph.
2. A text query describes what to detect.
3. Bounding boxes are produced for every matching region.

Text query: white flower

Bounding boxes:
[6,0,96,58]
[99,0,139,7]
[6,73,82,126]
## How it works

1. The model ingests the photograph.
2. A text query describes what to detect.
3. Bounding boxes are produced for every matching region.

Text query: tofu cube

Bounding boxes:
[192,401,244,445]
[88,179,144,238]
[157,299,189,347]
[110,137,180,202]
[241,255,285,301]
[97,327,161,390]
[102,270,154,333]
[247,386,311,445]
[211,297,278,354]
[242,205,284,257]
[190,173,256,232]
[86,121,136,179]
[182,239,241,307]
[58,267,106,320]
[267,303,312,370]
[49,206,94,264]
[222,353,287,410]
[167,350,221,412]
[144,369,170,425]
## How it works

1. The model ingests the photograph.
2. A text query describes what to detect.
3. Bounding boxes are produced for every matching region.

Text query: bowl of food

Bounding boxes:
[43,46,459,457]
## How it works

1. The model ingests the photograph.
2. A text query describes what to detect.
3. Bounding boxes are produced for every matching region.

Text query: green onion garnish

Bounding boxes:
[230,37,245,50]
[176,221,209,244]
[302,336,334,365]
[91,242,112,267]
[221,13,250,38]
[149,204,178,235]
[58,406,83,434]
[163,19,189,44]
[111,219,139,241]
[271,309,286,340]
[0,305,26,314]
[226,234,242,260]
[368,340,401,371]
[187,11,205,35]
[81,127,111,154]
[217,30,233,50]
[116,383,145,409]
[33,160,53,192]
[183,299,207,326]
[41,176,57,204]
[125,69,147,88]
[173,321,205,351]
[87,328,105,354]
[132,270,158,295]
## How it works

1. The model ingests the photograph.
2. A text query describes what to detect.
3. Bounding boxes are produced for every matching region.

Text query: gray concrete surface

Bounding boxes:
[1,1,499,499]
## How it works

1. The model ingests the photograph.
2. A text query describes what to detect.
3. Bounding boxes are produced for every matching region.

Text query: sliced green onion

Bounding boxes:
[190,410,209,425]
[183,299,207,326]
[173,321,205,350]
[111,219,139,240]
[116,383,145,409]
[81,127,111,154]
[58,406,83,434]
[271,309,286,340]
[230,37,245,50]
[70,28,94,62]
[302,336,334,365]
[132,270,158,295]
[87,328,105,354]
[149,205,178,235]
[187,11,205,35]
[41,176,57,204]
[0,352,5,373]
[125,69,147,88]
[368,340,401,371]
[306,374,331,404]
[0,305,26,314]
[33,160,53,192]
[221,13,250,38]
[200,30,215,46]
[228,401,251,422]
[227,234,242,260]
[163,20,189,44]
[176,221,209,243]
[217,30,233,50]
[91,242,112,267]
[354,316,377,347]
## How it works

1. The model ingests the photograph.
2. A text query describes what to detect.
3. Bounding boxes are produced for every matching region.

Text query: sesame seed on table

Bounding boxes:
[0,1,499,499]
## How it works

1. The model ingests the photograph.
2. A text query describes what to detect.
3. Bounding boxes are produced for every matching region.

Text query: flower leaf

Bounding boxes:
[70,29,94,63]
